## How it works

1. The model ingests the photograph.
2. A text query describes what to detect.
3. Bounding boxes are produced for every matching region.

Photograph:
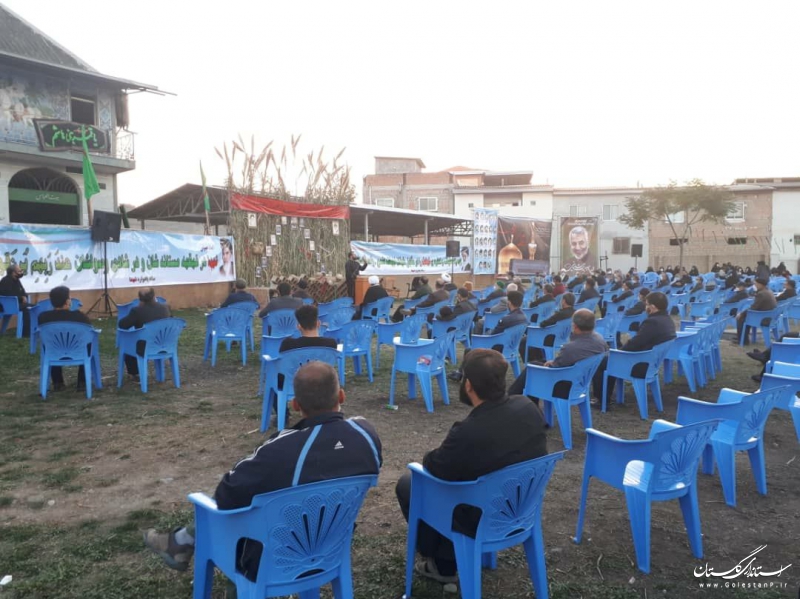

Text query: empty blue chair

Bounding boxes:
[689,300,716,321]
[375,314,427,369]
[0,295,24,338]
[739,308,781,347]
[319,307,356,334]
[117,317,186,393]
[317,297,353,319]
[663,331,701,393]
[668,293,690,318]
[522,302,556,324]
[324,320,376,385]
[262,309,299,338]
[260,346,340,431]
[190,474,377,599]
[676,387,787,507]
[404,453,564,599]
[431,312,474,364]
[574,297,600,313]
[471,324,526,377]
[766,341,800,373]
[574,419,720,573]
[481,310,508,334]
[39,322,97,399]
[602,340,674,420]
[595,311,624,349]
[524,318,572,362]
[361,296,393,322]
[759,361,800,443]
[389,332,453,412]
[523,353,606,449]
[203,307,253,367]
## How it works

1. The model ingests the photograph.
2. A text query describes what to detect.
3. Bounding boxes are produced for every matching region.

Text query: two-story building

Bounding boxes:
[0,4,161,227]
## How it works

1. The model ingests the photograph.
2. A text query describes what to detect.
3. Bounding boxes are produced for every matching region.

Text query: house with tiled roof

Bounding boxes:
[0,3,162,226]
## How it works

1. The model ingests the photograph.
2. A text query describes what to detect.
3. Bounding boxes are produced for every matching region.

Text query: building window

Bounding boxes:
[727,201,745,222]
[669,238,689,246]
[529,200,536,206]
[794,234,800,246]
[727,237,747,245]
[375,197,394,208]
[417,197,438,212]
[602,204,618,221]
[467,203,474,208]
[70,94,96,126]
[569,205,587,217]
[612,237,630,254]
[666,211,685,224]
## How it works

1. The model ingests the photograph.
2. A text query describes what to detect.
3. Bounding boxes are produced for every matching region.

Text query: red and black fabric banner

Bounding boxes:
[230,193,349,220]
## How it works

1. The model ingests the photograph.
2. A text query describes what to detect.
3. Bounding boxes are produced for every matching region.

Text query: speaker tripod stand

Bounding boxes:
[87,241,118,318]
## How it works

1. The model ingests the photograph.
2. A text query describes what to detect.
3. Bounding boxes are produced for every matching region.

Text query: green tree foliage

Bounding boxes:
[619,179,736,269]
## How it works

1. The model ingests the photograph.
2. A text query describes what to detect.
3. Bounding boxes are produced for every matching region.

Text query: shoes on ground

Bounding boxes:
[143,528,195,572]
[447,371,462,382]
[415,557,458,585]
[746,350,769,364]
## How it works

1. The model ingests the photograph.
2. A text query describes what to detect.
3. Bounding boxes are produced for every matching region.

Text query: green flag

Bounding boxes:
[200,161,211,212]
[81,129,100,201]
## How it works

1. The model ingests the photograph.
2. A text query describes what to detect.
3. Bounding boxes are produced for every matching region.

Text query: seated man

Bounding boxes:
[508,308,608,403]
[220,278,258,308]
[408,278,449,321]
[354,275,389,319]
[396,349,547,583]
[144,362,382,579]
[616,287,649,347]
[291,278,312,300]
[735,277,776,345]
[577,277,599,303]
[39,285,92,391]
[0,264,30,336]
[258,282,303,318]
[476,280,507,310]
[473,284,518,335]
[722,280,751,314]
[118,288,171,379]
[392,276,432,322]
[776,278,797,303]
[529,283,555,316]
[439,288,477,321]
[523,292,576,363]
[441,273,457,292]
[551,275,566,297]
[279,305,337,352]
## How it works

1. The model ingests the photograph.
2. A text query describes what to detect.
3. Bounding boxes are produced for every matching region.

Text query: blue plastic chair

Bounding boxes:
[688,300,716,321]
[524,318,572,362]
[766,342,800,374]
[114,300,139,347]
[595,311,624,349]
[574,297,600,314]
[415,300,449,319]
[189,474,378,599]
[523,353,606,449]
[574,419,720,573]
[602,340,674,420]
[226,300,259,350]
[477,296,503,314]
[481,310,508,334]
[117,317,186,393]
[39,322,97,399]
[258,333,291,395]
[301,296,315,305]
[324,320,376,385]
[375,314,427,369]
[617,312,647,343]
[319,307,356,334]
[471,324,526,377]
[260,347,340,431]
[317,297,353,319]
[522,302,556,324]
[721,297,753,319]
[668,293,690,318]
[431,312,474,364]
[203,307,253,367]
[28,298,84,354]
[759,361,800,443]
[403,296,426,311]
[389,332,454,412]
[739,308,781,347]
[0,295,24,338]
[676,387,787,507]
[361,296,393,322]
[262,309,300,338]
[404,453,564,599]
[663,331,701,393]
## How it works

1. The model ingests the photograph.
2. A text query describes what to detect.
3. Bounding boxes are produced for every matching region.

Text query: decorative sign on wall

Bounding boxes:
[247,213,257,228]
[34,119,109,153]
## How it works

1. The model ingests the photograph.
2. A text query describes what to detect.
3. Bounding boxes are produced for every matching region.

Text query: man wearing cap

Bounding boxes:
[735,277,776,345]
[220,279,258,308]
[354,275,389,319]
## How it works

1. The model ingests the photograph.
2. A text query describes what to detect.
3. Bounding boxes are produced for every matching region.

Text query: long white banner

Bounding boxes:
[0,224,235,293]
[350,240,470,275]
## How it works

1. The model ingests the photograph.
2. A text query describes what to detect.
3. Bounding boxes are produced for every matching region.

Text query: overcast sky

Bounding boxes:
[6,0,800,206]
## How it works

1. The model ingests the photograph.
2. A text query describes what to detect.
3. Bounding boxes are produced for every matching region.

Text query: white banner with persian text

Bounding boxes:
[0,224,235,293]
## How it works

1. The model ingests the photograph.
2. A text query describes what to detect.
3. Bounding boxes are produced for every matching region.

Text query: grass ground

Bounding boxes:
[0,309,798,598]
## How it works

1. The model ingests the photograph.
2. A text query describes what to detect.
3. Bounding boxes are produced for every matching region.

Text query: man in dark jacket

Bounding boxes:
[0,264,30,335]
[291,279,312,300]
[736,278,777,345]
[258,282,303,318]
[220,278,258,308]
[524,293,575,362]
[396,349,546,583]
[508,308,608,401]
[592,291,676,406]
[724,280,751,306]
[609,281,634,309]
[345,251,367,300]
[118,288,171,377]
[39,286,92,391]
[578,278,599,303]
[775,279,797,303]
[279,305,337,353]
[392,277,433,322]
[530,284,555,312]
[354,275,389,319]
[145,362,382,580]
[438,288,477,322]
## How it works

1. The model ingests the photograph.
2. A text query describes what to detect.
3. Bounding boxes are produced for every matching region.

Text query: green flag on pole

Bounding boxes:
[81,128,100,201]
[200,161,211,212]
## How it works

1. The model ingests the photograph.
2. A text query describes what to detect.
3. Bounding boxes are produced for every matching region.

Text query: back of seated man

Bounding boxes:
[395,349,547,583]
[144,361,382,581]
[578,277,599,303]
[530,284,555,314]
[776,278,797,302]
[291,278,312,300]
[39,285,91,391]
[355,275,389,319]
[279,304,338,352]
[524,292,576,362]
[220,278,258,308]
[258,282,303,318]
[392,276,431,322]
[118,287,171,379]
[0,264,30,335]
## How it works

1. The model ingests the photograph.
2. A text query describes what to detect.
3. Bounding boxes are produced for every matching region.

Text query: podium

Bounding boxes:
[354,276,370,305]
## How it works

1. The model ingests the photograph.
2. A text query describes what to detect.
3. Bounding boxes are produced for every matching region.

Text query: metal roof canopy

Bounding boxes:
[349,204,472,239]
[127,183,230,225]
